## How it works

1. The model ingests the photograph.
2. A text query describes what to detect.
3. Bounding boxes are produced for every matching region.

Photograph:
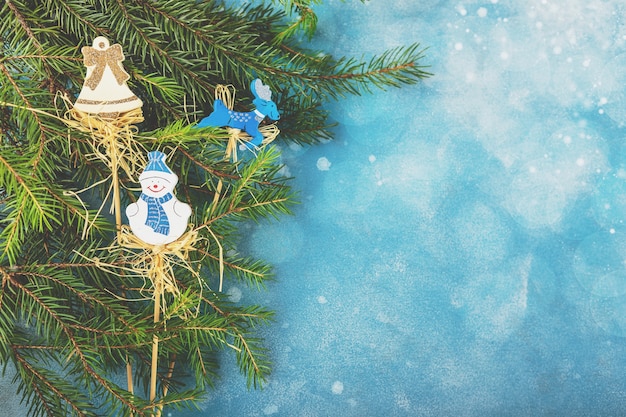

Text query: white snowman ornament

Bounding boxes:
[126,151,191,245]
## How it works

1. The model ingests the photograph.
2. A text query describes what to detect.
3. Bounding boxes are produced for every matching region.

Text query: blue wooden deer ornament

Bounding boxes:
[196,79,280,148]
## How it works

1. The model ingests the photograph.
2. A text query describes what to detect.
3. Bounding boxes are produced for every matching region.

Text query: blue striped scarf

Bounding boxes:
[141,192,173,235]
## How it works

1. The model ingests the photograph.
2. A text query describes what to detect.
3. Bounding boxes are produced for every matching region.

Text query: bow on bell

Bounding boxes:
[82,43,130,90]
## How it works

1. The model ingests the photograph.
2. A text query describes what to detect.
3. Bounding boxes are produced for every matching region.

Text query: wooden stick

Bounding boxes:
[155,355,177,417]
[150,294,161,403]
[126,357,134,394]
[150,256,163,406]
[110,142,124,236]
[126,353,134,417]
[109,135,135,414]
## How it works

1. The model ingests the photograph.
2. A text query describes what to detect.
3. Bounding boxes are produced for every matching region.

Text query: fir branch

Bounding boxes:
[6,273,146,416]
[111,0,216,95]
[4,0,40,47]
[0,1,430,413]
[289,43,432,99]
[16,269,140,335]
[199,247,272,290]
[40,0,106,42]
[0,152,63,264]
[232,332,271,389]
[202,147,294,222]
[0,61,49,170]
[12,347,95,417]
[272,4,318,43]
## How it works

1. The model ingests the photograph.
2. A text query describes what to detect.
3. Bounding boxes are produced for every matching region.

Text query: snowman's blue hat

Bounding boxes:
[139,150,178,183]
[144,151,173,174]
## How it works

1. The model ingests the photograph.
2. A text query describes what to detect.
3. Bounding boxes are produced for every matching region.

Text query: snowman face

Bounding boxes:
[140,175,173,197]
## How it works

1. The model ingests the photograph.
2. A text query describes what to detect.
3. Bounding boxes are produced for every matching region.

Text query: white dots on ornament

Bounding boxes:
[477,7,488,17]
[317,295,328,304]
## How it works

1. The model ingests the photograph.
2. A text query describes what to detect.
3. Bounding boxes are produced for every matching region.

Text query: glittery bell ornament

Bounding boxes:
[73,36,143,119]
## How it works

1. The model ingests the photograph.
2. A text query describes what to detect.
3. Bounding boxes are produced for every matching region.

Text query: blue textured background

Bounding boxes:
[188,1,626,416]
[182,1,626,416]
[6,1,626,416]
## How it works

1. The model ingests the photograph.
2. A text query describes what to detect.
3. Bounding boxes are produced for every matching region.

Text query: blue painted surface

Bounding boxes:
[183,1,626,416]
[6,1,626,416]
